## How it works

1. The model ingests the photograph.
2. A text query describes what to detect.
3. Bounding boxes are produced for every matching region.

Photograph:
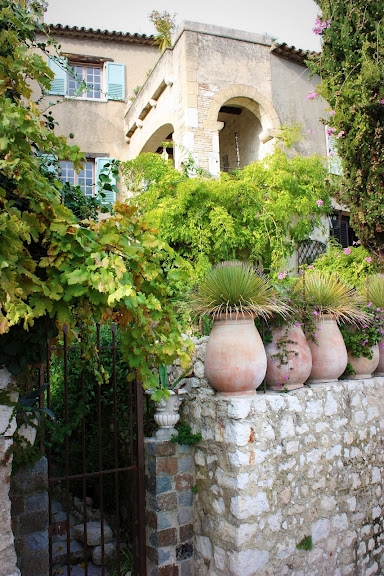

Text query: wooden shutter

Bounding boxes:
[95,157,117,204]
[48,57,68,96]
[105,63,125,101]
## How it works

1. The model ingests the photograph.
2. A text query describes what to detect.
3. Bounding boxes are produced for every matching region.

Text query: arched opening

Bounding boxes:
[140,123,174,163]
[218,97,263,172]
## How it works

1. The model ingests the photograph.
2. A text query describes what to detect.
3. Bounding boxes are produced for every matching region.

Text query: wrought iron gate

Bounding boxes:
[43,324,146,576]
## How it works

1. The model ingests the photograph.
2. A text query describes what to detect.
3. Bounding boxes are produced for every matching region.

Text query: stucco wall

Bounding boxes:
[182,338,384,576]
[35,32,159,161]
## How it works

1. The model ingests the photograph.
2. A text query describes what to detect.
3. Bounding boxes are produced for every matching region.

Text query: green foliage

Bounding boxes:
[0,3,191,395]
[296,535,313,551]
[149,10,176,52]
[171,421,202,445]
[122,150,332,277]
[307,2,384,257]
[158,363,192,390]
[340,305,384,359]
[190,261,290,319]
[309,239,379,288]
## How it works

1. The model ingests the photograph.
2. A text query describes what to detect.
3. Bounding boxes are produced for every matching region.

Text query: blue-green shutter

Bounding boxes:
[106,63,125,101]
[95,157,117,204]
[48,57,68,96]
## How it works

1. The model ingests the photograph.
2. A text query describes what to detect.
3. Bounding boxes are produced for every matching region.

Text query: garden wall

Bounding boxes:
[181,338,384,576]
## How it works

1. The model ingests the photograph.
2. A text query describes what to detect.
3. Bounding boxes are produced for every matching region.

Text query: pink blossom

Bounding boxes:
[278,271,287,280]
[313,311,319,316]
[365,257,372,263]
[316,199,324,206]
[326,127,336,136]
[313,17,332,35]
[329,110,336,116]
[308,265,314,269]
[343,247,351,255]
[380,99,384,104]
[306,91,318,100]
[336,131,345,139]
[329,151,335,156]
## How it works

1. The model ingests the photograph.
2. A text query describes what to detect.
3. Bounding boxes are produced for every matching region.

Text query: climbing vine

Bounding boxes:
[307,1,384,257]
[0,1,191,393]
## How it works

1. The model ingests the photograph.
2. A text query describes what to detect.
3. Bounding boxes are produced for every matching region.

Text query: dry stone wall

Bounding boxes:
[181,337,384,576]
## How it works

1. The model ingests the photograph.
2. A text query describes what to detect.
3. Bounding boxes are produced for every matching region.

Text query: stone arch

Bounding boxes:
[139,122,174,155]
[204,84,280,134]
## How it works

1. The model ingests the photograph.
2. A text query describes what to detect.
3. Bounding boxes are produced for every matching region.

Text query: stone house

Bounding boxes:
[37,19,354,252]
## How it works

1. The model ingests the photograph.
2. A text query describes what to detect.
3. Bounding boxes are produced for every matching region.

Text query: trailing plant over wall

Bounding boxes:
[122,150,333,277]
[0,1,191,394]
[307,2,384,258]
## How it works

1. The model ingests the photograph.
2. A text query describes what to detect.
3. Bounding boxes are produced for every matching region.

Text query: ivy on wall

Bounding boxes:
[307,1,384,257]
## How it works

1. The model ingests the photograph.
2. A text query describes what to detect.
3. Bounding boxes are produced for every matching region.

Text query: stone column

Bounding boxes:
[10,457,49,576]
[145,438,195,576]
[0,368,20,576]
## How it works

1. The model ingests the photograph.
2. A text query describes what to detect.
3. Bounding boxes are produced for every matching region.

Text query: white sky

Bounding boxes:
[44,0,322,52]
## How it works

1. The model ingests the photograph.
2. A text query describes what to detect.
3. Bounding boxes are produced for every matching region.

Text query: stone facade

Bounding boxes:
[145,438,195,576]
[10,458,49,576]
[181,338,384,576]
[0,368,20,576]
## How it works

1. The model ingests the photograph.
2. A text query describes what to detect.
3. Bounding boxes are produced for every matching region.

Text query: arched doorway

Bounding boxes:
[218,97,263,172]
[140,123,174,163]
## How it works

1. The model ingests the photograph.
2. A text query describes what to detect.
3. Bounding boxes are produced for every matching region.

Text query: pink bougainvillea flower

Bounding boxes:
[365,257,372,263]
[313,311,319,316]
[308,265,314,269]
[313,17,332,35]
[329,110,336,116]
[316,199,324,206]
[278,271,288,280]
[343,247,351,255]
[326,127,336,136]
[380,99,384,104]
[336,131,345,139]
[306,91,318,100]
[328,151,335,156]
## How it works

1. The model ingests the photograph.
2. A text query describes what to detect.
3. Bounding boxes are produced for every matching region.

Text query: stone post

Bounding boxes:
[145,438,195,576]
[10,457,49,576]
[0,368,20,576]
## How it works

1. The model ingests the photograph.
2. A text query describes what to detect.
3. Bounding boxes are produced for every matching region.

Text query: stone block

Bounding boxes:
[147,475,173,494]
[178,491,193,507]
[157,528,178,547]
[177,507,193,526]
[176,541,193,561]
[158,565,179,576]
[178,458,193,474]
[92,542,116,565]
[150,492,178,512]
[175,474,193,491]
[179,523,194,542]
[73,522,113,546]
[157,457,178,475]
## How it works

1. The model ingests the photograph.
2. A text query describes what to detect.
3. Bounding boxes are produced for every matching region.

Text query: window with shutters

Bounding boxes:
[60,160,95,196]
[48,57,125,101]
[59,158,116,204]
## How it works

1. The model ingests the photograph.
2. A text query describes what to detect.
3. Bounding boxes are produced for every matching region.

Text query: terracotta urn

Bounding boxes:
[265,325,312,391]
[307,315,348,384]
[204,314,267,395]
[374,340,384,376]
[348,344,380,379]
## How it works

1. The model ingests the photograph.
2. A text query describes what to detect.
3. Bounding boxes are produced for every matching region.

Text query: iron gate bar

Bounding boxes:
[45,323,147,576]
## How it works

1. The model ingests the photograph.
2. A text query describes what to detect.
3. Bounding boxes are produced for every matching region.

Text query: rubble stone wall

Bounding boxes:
[181,337,384,576]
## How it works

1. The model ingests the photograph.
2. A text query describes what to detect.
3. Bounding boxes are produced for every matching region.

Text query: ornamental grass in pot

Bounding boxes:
[340,276,384,378]
[366,277,384,376]
[190,261,289,395]
[295,271,367,384]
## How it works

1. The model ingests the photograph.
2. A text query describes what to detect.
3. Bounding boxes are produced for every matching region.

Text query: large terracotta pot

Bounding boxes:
[307,315,348,384]
[348,344,380,379]
[374,339,384,376]
[265,325,312,391]
[204,314,267,395]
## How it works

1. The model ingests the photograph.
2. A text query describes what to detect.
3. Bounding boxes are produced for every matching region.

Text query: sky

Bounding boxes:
[44,0,322,52]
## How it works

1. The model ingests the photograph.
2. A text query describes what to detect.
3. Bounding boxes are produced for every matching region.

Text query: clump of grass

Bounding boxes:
[296,535,313,551]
